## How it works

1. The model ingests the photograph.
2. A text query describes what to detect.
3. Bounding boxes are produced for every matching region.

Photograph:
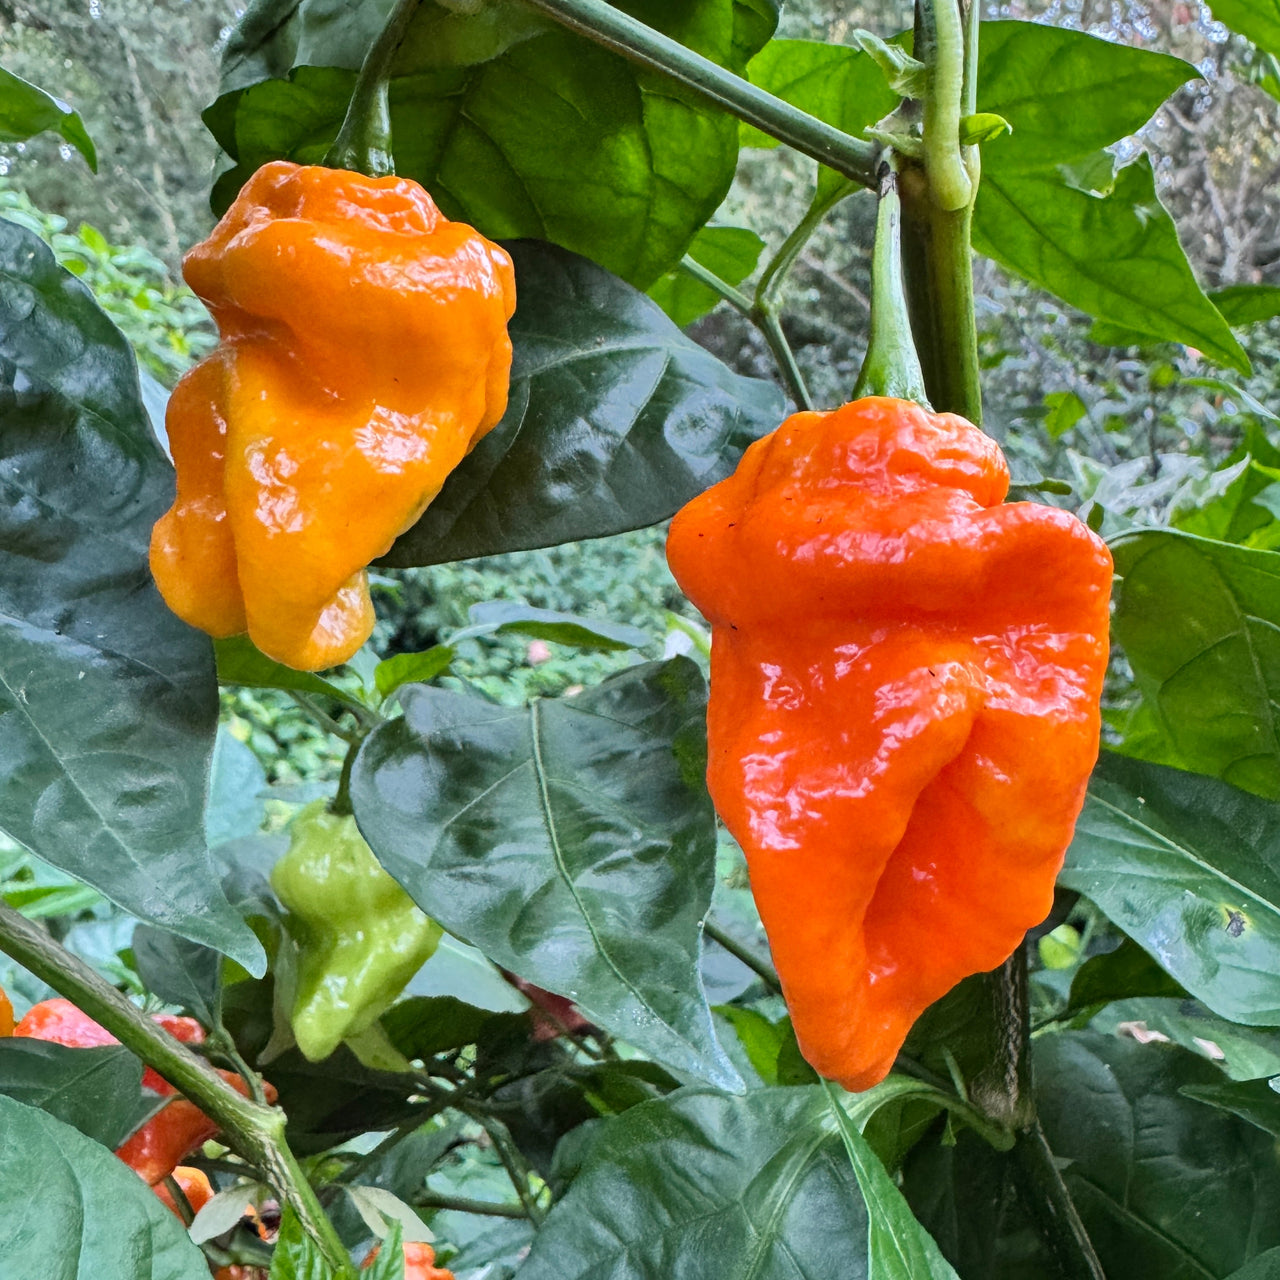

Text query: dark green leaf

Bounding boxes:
[974,158,1250,375]
[382,241,785,567]
[0,1040,152,1148]
[775,1021,821,1086]
[0,1094,205,1278]
[0,218,263,973]
[1182,1075,1280,1138]
[210,0,777,289]
[1068,938,1188,1014]
[0,66,96,170]
[374,647,454,701]
[1036,1033,1280,1278]
[215,634,364,709]
[453,601,651,652]
[1226,1248,1280,1280]
[1110,528,1280,796]
[515,1085,950,1280]
[977,20,1194,171]
[1062,753,1280,1026]
[132,924,224,1029]
[381,995,513,1061]
[647,224,765,328]
[1211,284,1280,327]
[1208,1,1280,56]
[207,728,267,847]
[352,658,739,1089]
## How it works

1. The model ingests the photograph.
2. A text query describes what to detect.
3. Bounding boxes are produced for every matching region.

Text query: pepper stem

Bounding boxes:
[852,161,930,405]
[325,0,423,177]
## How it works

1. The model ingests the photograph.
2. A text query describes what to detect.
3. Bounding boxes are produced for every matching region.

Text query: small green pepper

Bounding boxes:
[271,800,442,1061]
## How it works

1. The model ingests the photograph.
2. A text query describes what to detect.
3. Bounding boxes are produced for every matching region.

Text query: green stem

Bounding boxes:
[325,0,422,176]
[515,0,878,188]
[918,0,971,211]
[0,904,354,1277]
[414,1192,529,1219]
[703,919,781,994]
[479,1116,546,1226]
[330,737,360,817]
[853,162,929,404]
[288,690,363,745]
[676,256,812,409]
[756,179,858,308]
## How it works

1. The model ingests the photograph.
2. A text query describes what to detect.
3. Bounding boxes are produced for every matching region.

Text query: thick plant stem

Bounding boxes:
[516,0,879,188]
[326,0,422,176]
[917,0,971,210]
[853,162,929,405]
[0,903,354,1277]
[1013,1121,1107,1280]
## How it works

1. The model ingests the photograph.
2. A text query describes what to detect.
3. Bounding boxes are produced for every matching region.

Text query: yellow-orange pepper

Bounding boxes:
[150,160,516,671]
[667,397,1112,1091]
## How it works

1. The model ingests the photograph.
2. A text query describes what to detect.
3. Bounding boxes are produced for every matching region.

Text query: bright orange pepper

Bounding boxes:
[667,397,1112,1090]
[150,160,516,671]
[363,1240,455,1279]
[0,986,12,1037]
[153,1165,214,1220]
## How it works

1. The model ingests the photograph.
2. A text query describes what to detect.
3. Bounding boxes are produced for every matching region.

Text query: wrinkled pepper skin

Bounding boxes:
[150,160,517,671]
[363,1241,456,1279]
[14,997,276,1183]
[272,801,443,1061]
[667,398,1112,1091]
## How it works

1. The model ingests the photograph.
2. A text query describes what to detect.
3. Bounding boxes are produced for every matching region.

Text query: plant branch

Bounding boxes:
[515,0,878,188]
[479,1116,546,1226]
[0,904,353,1276]
[288,690,364,745]
[703,919,782,994]
[414,1192,529,1219]
[677,255,753,315]
[757,179,859,308]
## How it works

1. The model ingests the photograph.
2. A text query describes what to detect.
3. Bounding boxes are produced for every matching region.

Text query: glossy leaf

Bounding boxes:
[1110,528,1280,797]
[1182,1075,1280,1139]
[1211,284,1280,327]
[0,1040,152,1148]
[516,1084,954,1280]
[382,241,785,568]
[132,924,223,1030]
[977,21,1194,172]
[0,218,263,973]
[1036,1033,1280,1278]
[215,634,365,710]
[1062,753,1280,1026]
[1068,938,1188,1015]
[0,1094,206,1279]
[208,0,777,289]
[648,224,766,328]
[451,601,651,652]
[974,158,1249,375]
[0,66,96,169]
[207,728,267,847]
[374,646,454,701]
[352,658,738,1088]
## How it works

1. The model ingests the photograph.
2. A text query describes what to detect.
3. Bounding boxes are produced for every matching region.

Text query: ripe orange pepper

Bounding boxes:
[150,160,516,671]
[667,397,1112,1091]
[363,1241,455,1279]
[154,1164,214,1220]
[14,997,276,1183]
[0,986,12,1037]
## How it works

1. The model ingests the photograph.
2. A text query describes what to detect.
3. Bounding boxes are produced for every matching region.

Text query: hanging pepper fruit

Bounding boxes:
[363,1240,456,1279]
[14,997,276,1183]
[0,985,12,1037]
[272,801,443,1061]
[154,1165,214,1221]
[149,160,517,671]
[667,396,1112,1090]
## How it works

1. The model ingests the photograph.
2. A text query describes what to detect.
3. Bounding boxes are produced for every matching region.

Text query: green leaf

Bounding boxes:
[360,1218,407,1279]
[1062,753,1280,1026]
[381,241,785,568]
[648,224,765,327]
[742,38,899,150]
[215,634,365,709]
[1208,1,1280,56]
[0,66,97,170]
[132,924,224,1029]
[1211,284,1280,327]
[209,0,777,289]
[1068,937,1189,1015]
[207,727,267,847]
[1043,389,1087,439]
[847,30,928,97]
[450,601,651,652]
[716,1005,786,1085]
[1182,1075,1280,1138]
[381,995,515,1061]
[1109,528,1280,797]
[0,218,263,974]
[1036,1033,1280,1278]
[1226,1247,1280,1280]
[977,20,1195,172]
[0,1040,154,1148]
[352,658,740,1089]
[374,646,455,701]
[516,1084,954,1280]
[0,1094,206,1278]
[268,1205,332,1280]
[958,112,1011,145]
[974,158,1250,375]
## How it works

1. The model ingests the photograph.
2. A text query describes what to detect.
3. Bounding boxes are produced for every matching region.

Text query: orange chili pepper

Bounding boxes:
[667,397,1112,1090]
[153,1164,214,1221]
[363,1240,455,1279]
[150,160,516,671]
[0,986,12,1037]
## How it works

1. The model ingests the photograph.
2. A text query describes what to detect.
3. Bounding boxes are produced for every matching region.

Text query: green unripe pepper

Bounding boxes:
[271,800,442,1062]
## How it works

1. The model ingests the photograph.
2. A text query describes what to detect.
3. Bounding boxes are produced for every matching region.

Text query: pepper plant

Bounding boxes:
[3,1,1280,1278]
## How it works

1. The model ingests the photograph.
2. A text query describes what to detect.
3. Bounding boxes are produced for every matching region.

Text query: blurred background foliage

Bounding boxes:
[4,0,1280,785]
